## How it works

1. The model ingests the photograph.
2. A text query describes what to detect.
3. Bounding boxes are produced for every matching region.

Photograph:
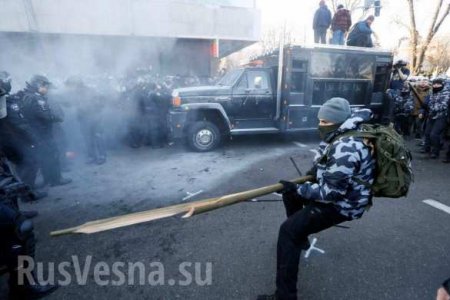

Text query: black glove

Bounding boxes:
[278,180,298,194]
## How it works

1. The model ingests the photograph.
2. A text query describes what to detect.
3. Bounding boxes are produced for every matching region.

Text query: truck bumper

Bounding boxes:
[168,110,188,140]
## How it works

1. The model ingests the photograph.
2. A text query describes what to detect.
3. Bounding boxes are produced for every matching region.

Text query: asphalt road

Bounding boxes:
[1,135,449,300]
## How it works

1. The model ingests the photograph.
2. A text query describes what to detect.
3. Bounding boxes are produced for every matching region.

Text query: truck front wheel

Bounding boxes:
[187,121,221,152]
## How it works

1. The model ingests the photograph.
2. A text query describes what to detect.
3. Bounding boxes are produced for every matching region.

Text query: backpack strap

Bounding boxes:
[326,130,376,190]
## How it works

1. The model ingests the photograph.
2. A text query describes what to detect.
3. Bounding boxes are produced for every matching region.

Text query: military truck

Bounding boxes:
[168,45,393,151]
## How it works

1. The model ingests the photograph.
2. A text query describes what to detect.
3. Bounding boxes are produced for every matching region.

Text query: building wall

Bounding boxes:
[0,0,260,79]
[0,0,260,41]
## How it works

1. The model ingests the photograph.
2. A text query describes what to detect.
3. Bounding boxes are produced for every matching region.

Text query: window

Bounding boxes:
[236,75,248,89]
[292,60,307,71]
[291,72,305,93]
[312,80,368,105]
[217,69,243,86]
[247,71,269,90]
[310,52,374,80]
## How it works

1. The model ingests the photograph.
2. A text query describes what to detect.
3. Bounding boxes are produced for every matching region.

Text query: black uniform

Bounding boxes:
[21,88,64,185]
[0,91,40,187]
[0,153,58,298]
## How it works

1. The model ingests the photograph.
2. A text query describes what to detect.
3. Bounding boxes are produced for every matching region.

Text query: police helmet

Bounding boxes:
[27,74,52,90]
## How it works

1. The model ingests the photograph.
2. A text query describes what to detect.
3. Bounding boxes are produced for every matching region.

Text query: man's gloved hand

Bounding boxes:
[297,183,312,199]
[278,180,298,194]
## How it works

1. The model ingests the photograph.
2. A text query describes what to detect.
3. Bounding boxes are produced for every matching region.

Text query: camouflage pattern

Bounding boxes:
[426,88,450,120]
[297,109,375,220]
[393,92,414,117]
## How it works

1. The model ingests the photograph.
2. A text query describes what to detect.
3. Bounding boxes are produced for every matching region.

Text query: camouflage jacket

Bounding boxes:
[394,93,414,116]
[298,109,375,220]
[426,89,450,120]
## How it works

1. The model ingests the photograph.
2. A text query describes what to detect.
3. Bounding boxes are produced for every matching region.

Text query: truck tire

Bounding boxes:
[187,121,221,152]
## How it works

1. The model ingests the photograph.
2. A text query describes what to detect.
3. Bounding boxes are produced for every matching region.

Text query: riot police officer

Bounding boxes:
[20,75,71,186]
[420,78,450,159]
[1,153,59,299]
[0,72,47,197]
[1,107,58,298]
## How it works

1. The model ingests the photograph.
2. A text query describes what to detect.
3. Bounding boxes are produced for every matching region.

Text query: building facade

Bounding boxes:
[0,0,261,78]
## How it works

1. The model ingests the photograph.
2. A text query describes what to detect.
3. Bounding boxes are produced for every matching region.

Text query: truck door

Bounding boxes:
[232,70,275,120]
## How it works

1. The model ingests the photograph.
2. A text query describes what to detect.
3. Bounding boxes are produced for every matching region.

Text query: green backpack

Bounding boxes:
[332,123,413,198]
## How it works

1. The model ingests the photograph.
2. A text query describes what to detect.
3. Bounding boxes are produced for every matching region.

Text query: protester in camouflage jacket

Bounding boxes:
[257,98,376,300]
[392,89,414,136]
[296,108,375,220]
[426,81,449,120]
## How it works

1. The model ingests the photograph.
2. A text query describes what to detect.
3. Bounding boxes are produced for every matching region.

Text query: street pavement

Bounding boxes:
[1,135,449,300]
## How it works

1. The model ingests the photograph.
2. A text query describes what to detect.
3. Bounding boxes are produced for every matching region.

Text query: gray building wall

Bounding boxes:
[0,0,260,41]
[0,0,260,80]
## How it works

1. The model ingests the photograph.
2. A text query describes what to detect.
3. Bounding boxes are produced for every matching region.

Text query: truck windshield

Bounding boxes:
[217,69,243,86]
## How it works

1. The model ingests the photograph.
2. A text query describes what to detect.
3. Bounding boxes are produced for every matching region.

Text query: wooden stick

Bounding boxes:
[50,176,313,237]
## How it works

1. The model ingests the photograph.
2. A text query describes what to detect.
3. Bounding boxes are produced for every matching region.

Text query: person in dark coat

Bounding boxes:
[20,75,72,187]
[331,4,352,45]
[346,15,375,48]
[65,77,107,165]
[313,0,332,44]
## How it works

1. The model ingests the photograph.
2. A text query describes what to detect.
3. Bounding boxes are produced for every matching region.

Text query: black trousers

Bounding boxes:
[276,193,348,300]
[314,28,327,44]
[424,117,447,155]
[37,136,62,184]
[394,115,412,136]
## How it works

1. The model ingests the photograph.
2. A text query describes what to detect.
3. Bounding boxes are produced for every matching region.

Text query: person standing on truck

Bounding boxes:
[346,15,375,48]
[257,98,376,300]
[313,0,332,44]
[330,4,352,45]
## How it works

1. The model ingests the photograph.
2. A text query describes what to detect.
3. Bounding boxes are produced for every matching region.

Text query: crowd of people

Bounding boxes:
[0,68,209,298]
[313,0,376,48]
[386,61,450,163]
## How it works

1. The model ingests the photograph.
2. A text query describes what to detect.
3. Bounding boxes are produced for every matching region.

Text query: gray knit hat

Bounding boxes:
[318,97,351,124]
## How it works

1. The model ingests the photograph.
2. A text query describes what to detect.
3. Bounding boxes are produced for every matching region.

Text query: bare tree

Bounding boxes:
[425,37,450,75]
[330,0,363,14]
[406,0,450,73]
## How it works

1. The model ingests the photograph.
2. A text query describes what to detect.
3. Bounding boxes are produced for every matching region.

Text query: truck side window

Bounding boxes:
[247,71,269,90]
[291,60,307,93]
[291,72,305,93]
[236,74,248,90]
